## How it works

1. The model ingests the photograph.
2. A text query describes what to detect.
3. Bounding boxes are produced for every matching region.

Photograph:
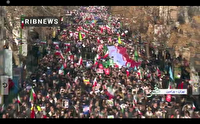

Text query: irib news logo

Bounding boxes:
[21,16,62,28]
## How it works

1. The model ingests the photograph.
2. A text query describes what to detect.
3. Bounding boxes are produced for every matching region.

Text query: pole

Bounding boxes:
[19,15,24,67]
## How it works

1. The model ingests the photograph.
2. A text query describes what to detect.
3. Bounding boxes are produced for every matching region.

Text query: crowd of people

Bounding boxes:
[1,6,200,118]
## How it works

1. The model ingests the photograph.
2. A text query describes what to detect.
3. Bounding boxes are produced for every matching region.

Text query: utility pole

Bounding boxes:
[0,6,5,51]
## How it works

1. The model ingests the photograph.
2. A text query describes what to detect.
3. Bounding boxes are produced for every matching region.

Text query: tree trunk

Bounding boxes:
[183,6,189,24]
[146,42,150,59]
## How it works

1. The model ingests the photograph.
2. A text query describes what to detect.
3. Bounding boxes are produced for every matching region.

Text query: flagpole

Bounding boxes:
[19,15,24,67]
[18,102,20,112]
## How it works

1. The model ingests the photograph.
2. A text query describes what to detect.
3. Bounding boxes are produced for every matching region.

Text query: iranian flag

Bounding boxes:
[21,16,24,29]
[107,46,141,68]
[78,56,83,65]
[55,51,64,59]
[92,77,97,87]
[94,54,100,65]
[29,88,36,102]
[156,67,161,77]
[103,50,109,59]
[97,37,100,43]
[192,103,196,110]
[63,59,67,68]
[53,42,59,45]
[40,41,46,44]
[136,108,143,115]
[74,76,78,83]
[55,45,59,50]
[16,94,21,104]
[133,95,137,104]
[97,44,103,52]
[60,52,64,59]
[126,70,130,77]
[106,87,115,99]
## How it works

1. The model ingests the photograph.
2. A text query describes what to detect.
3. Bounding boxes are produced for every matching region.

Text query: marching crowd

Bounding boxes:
[1,6,200,118]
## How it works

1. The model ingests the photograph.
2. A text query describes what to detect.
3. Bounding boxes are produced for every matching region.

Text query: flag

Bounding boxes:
[78,56,83,65]
[30,106,35,118]
[192,103,196,110]
[43,111,47,118]
[169,66,174,81]
[103,45,108,54]
[126,70,130,77]
[92,77,97,87]
[103,50,109,58]
[74,76,78,83]
[84,79,90,85]
[134,66,137,71]
[64,43,70,46]
[126,62,131,68]
[58,64,65,75]
[98,63,104,69]
[97,44,103,52]
[60,52,64,59]
[118,35,122,44]
[21,17,24,29]
[177,81,184,89]
[40,41,46,44]
[97,37,100,43]
[107,46,141,68]
[109,58,114,67]
[83,105,90,115]
[29,88,36,102]
[156,67,161,77]
[94,54,100,65]
[60,64,64,70]
[166,82,172,102]
[106,87,114,99]
[17,94,21,104]
[63,59,67,68]
[133,95,137,104]
[136,108,142,115]
[104,68,110,75]
[53,42,59,45]
[58,69,64,75]
[79,32,82,41]
[55,45,59,50]
[134,48,138,61]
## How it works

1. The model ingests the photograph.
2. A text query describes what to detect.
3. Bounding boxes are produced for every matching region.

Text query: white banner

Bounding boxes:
[0,76,9,95]
[152,89,187,95]
[96,68,103,73]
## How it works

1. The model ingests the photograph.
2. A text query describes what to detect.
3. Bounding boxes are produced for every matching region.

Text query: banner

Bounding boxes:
[3,49,13,77]
[106,99,114,107]
[0,76,9,95]
[62,99,69,108]
[96,68,104,73]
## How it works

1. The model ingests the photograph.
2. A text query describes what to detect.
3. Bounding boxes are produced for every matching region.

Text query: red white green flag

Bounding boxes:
[29,88,36,102]
[106,87,114,99]
[92,77,97,87]
[17,94,21,104]
[103,50,109,59]
[78,56,83,65]
[94,54,101,65]
[21,17,24,29]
